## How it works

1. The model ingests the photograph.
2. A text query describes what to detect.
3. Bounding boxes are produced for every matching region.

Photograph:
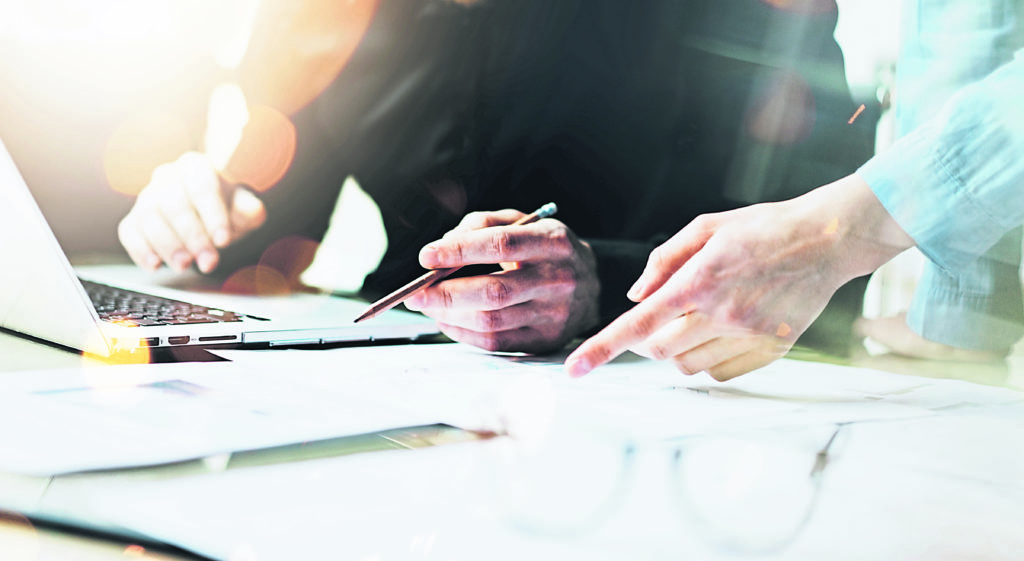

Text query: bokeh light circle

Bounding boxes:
[221,104,297,193]
[745,71,815,145]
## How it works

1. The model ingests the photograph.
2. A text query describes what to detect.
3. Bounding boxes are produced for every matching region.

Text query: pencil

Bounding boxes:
[353,202,558,323]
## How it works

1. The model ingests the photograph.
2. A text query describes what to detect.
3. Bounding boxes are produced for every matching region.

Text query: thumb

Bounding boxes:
[229,186,267,239]
[627,215,716,302]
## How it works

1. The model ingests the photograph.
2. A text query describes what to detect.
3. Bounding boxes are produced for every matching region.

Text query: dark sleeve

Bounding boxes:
[218,0,488,286]
[587,238,660,329]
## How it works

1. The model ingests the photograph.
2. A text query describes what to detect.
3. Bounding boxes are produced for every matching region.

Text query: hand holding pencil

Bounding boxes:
[357,203,603,354]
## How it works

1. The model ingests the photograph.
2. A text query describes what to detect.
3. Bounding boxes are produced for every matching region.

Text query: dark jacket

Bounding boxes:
[223,0,874,353]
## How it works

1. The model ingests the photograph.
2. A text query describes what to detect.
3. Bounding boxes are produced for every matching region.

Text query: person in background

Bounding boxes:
[117,0,873,355]
[566,0,1024,380]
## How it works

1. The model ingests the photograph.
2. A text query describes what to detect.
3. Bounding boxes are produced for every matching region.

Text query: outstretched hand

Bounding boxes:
[566,175,914,380]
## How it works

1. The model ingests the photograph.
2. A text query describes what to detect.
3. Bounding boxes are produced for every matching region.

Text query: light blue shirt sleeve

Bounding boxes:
[857,0,1024,352]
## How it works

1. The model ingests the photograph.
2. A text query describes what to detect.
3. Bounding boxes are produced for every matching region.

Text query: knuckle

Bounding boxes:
[483,277,512,308]
[150,162,175,185]
[588,343,614,365]
[557,267,577,290]
[458,211,490,231]
[542,264,576,292]
[188,232,211,251]
[170,213,198,236]
[437,285,455,309]
[135,187,160,209]
[691,213,714,231]
[549,302,570,324]
[545,223,573,257]
[662,290,689,310]
[627,312,660,339]
[116,218,134,244]
[479,333,506,352]
[478,310,504,332]
[489,230,516,257]
[648,341,672,361]
[446,241,466,265]
[720,301,749,326]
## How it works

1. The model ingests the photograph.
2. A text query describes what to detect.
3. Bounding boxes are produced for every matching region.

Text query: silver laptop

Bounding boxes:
[0,138,438,356]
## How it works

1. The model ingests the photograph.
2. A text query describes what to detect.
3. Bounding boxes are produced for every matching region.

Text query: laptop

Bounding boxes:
[0,138,439,356]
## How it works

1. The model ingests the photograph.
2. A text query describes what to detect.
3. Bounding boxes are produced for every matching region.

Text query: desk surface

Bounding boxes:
[2,328,1022,560]
[0,331,84,373]
[0,517,183,561]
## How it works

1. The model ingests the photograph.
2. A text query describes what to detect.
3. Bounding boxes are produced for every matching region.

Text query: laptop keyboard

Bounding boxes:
[81,280,245,327]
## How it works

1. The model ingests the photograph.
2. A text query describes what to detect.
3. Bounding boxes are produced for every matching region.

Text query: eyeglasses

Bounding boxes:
[483,423,843,556]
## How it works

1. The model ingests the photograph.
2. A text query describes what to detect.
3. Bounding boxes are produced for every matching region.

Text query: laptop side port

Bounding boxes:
[197,335,237,343]
[167,336,191,345]
[140,337,160,347]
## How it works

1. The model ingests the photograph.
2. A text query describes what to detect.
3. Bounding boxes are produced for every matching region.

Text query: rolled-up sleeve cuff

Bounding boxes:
[906,253,1024,353]
[858,124,1004,274]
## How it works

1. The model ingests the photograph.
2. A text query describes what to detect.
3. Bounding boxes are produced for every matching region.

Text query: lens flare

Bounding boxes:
[124,544,147,557]
[745,71,815,145]
[81,325,153,367]
[758,0,837,13]
[0,512,39,561]
[222,265,290,296]
[211,0,262,70]
[848,103,866,125]
[75,353,153,408]
[103,112,193,196]
[205,83,251,172]
[427,178,469,218]
[259,235,321,289]
[221,104,297,193]
[82,344,152,367]
[238,0,380,115]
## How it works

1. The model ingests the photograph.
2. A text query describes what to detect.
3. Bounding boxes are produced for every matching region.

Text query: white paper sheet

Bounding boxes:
[85,417,1024,561]
[215,344,1024,441]
[0,361,440,475]
[2,343,1020,475]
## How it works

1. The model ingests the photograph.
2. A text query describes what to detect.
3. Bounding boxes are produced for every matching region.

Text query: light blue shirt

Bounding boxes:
[858,0,1024,352]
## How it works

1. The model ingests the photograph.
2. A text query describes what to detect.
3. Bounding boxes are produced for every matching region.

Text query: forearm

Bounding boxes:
[787,174,915,285]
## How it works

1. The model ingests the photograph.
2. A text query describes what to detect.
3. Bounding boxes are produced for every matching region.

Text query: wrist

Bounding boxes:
[796,173,915,283]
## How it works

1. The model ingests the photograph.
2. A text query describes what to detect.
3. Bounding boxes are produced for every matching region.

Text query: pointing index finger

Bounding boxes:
[565,281,694,377]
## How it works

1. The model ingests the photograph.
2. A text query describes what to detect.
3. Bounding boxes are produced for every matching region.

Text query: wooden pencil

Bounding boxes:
[353,202,557,323]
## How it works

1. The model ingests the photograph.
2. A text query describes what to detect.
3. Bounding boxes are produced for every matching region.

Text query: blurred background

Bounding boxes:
[0,0,376,257]
[0,0,970,326]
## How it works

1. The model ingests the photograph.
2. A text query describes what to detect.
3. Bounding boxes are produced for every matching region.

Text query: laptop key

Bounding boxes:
[81,280,245,328]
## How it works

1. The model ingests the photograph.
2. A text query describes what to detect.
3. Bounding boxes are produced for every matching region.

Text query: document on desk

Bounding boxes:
[85,412,1024,561]
[0,361,441,476]
[1,343,1021,475]
[214,344,1024,441]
